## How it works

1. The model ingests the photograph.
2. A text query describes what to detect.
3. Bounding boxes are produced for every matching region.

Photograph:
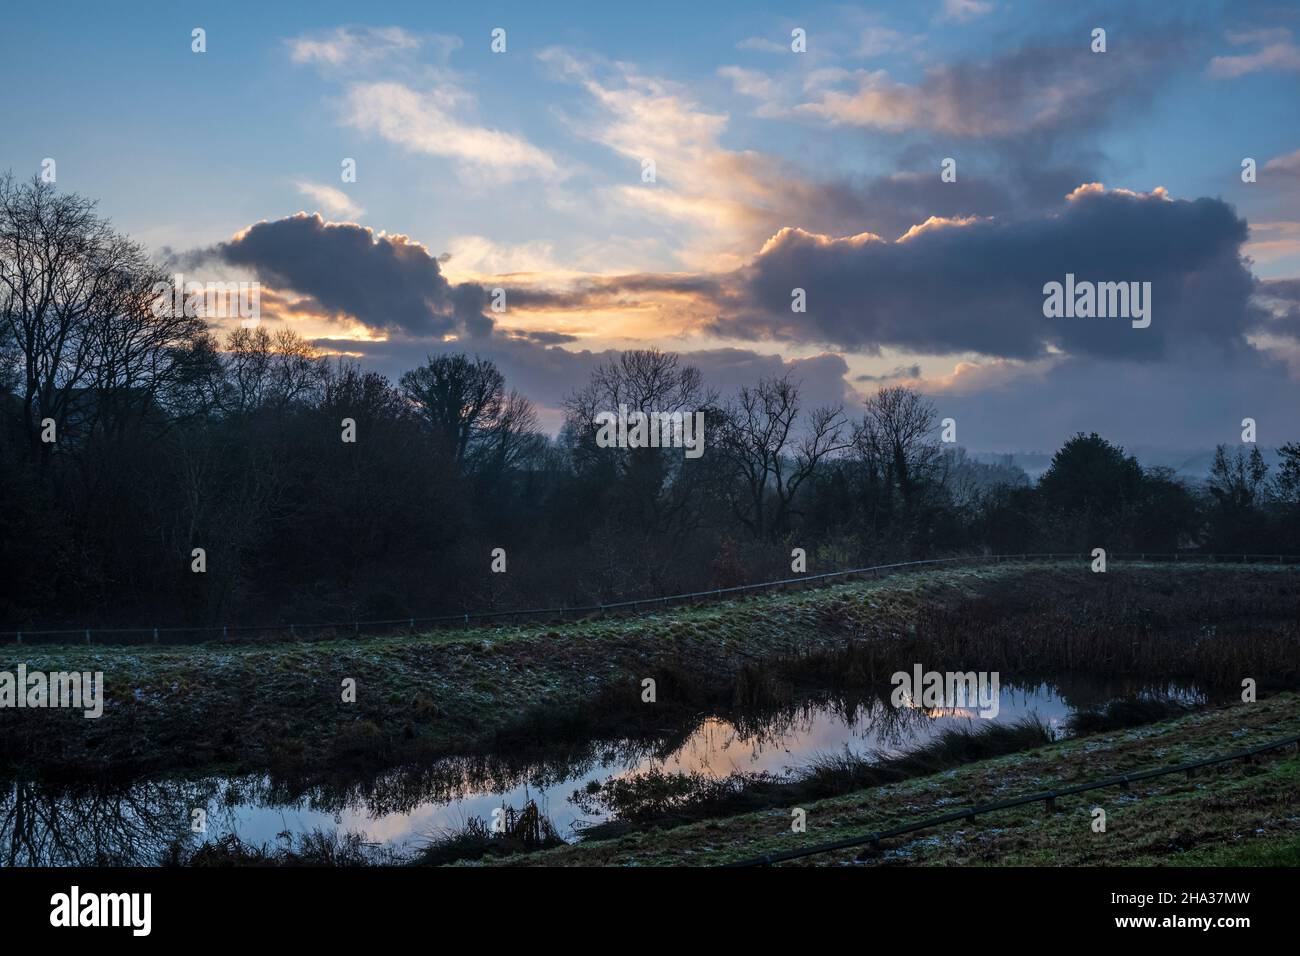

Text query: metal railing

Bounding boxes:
[3,551,1297,646]
[726,732,1300,867]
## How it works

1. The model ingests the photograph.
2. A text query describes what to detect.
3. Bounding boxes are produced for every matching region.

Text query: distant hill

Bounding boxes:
[967,447,1285,482]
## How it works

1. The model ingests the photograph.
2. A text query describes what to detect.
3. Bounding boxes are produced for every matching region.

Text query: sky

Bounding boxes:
[3,0,1300,451]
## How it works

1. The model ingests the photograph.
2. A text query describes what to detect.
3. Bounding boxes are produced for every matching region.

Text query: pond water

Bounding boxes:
[0,676,1205,865]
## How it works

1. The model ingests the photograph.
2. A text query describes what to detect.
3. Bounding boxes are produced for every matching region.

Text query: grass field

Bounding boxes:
[3,561,1298,784]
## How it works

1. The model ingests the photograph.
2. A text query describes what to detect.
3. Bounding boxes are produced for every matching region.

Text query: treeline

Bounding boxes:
[3,176,1300,628]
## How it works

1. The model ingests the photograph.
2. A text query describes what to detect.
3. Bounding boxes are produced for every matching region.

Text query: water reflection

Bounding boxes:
[0,676,1204,865]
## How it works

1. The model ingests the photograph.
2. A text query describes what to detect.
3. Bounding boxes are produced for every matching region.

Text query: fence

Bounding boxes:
[725,732,1300,867]
[4,551,1298,645]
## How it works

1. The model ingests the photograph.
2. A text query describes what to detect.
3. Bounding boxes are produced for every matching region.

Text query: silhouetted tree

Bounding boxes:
[1206,444,1270,552]
[716,373,848,541]
[1037,433,1143,549]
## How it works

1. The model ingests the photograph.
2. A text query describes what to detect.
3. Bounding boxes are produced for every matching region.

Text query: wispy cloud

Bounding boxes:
[1264,148,1300,178]
[1246,221,1300,264]
[793,38,1181,136]
[1209,27,1300,78]
[286,25,458,71]
[294,181,364,219]
[288,26,555,183]
[735,36,789,54]
[937,0,995,24]
[856,26,925,58]
[342,82,558,180]
[540,48,882,268]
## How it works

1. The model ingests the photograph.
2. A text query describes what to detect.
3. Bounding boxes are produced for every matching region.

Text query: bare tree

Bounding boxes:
[400,354,516,470]
[855,386,942,508]
[0,176,142,460]
[219,326,325,416]
[564,348,715,542]
[1276,441,1300,505]
[81,259,209,440]
[565,348,708,431]
[717,373,849,540]
[0,777,219,866]
[0,175,210,457]
[478,388,542,474]
[1208,443,1269,510]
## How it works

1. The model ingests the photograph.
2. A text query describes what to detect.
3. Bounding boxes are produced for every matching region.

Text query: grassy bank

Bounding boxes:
[568,700,1196,842]
[2,561,1298,780]
[487,692,1300,866]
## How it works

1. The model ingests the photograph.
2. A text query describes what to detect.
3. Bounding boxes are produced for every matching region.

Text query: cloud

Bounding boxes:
[439,235,564,278]
[503,329,580,345]
[342,82,557,179]
[1254,278,1300,344]
[736,37,789,54]
[1246,221,1300,264]
[315,321,1300,450]
[856,363,922,382]
[543,49,992,267]
[768,164,1089,245]
[857,27,925,58]
[1263,148,1300,177]
[922,345,1299,451]
[796,35,1184,137]
[937,0,994,24]
[716,66,784,111]
[1259,277,1300,304]
[288,25,421,66]
[1210,27,1300,78]
[540,47,813,266]
[287,28,555,182]
[287,25,465,73]
[549,40,1165,272]
[708,185,1262,361]
[294,181,364,219]
[207,213,490,338]
[190,182,1296,447]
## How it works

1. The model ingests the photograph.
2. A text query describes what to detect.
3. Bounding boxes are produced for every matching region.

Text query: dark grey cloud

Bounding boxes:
[503,329,580,345]
[206,213,491,338]
[856,364,921,383]
[500,273,725,312]
[711,187,1262,361]
[1259,277,1300,302]
[1256,277,1300,340]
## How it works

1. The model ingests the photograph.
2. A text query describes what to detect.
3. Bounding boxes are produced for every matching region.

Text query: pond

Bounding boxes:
[0,675,1205,865]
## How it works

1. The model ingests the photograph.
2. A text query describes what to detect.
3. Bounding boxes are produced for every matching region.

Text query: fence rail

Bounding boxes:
[725,732,1300,867]
[4,551,1298,645]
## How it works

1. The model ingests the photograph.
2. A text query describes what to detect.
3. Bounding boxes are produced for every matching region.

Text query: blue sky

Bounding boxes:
[4,0,1300,448]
